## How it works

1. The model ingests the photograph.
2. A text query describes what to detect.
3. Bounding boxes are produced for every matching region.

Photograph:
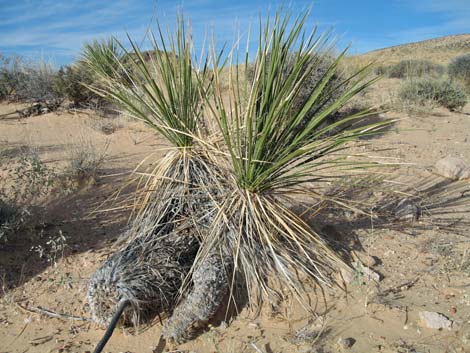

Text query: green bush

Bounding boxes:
[0,53,103,107]
[0,54,25,101]
[383,59,444,79]
[448,54,470,87]
[55,65,100,107]
[399,78,467,111]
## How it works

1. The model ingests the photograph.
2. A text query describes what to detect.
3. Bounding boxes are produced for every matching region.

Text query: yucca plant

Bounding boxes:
[83,9,391,350]
[82,17,227,340]
[201,10,390,310]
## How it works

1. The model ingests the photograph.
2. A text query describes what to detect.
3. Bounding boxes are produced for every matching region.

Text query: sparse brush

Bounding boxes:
[383,59,444,79]
[66,135,108,181]
[448,53,470,89]
[202,9,390,310]
[0,54,21,100]
[0,54,64,104]
[398,77,467,111]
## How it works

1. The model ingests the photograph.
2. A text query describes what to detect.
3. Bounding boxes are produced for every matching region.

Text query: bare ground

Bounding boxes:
[0,94,469,353]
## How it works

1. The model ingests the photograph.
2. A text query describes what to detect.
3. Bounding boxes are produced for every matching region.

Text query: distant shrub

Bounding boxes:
[19,63,64,102]
[0,53,105,108]
[66,136,108,182]
[294,53,349,119]
[0,54,63,103]
[374,65,387,76]
[0,54,25,101]
[55,64,101,107]
[384,59,444,79]
[399,78,467,111]
[448,54,470,87]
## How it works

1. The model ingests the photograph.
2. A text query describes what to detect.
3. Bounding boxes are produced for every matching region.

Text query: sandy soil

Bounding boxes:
[0,87,469,353]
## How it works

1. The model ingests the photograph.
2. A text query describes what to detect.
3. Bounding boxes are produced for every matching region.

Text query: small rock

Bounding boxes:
[355,262,382,282]
[339,267,355,284]
[419,311,453,330]
[337,337,356,349]
[394,198,421,222]
[353,252,378,267]
[340,263,382,284]
[435,156,470,180]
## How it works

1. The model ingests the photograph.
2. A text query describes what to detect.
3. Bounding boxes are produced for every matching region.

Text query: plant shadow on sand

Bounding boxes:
[298,172,470,266]
[1,161,469,346]
[0,167,135,296]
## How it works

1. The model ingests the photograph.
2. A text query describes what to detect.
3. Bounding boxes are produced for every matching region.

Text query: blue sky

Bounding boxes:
[0,0,469,66]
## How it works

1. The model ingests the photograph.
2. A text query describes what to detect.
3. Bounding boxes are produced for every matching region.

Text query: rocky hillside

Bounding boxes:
[353,34,470,65]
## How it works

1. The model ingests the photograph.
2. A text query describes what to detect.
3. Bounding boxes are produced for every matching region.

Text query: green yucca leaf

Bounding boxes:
[209,9,389,193]
[81,15,209,148]
[80,38,124,80]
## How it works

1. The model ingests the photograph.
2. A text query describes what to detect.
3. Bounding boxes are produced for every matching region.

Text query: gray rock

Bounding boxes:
[419,311,453,330]
[435,156,470,180]
[337,337,356,349]
[362,266,381,282]
[353,252,378,267]
[355,262,382,282]
[339,262,382,284]
[394,198,421,222]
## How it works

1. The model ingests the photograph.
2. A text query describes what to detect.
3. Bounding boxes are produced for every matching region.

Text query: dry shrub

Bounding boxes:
[0,54,63,104]
[398,78,467,112]
[66,135,108,181]
[378,59,444,79]
[88,114,129,135]
[448,53,470,89]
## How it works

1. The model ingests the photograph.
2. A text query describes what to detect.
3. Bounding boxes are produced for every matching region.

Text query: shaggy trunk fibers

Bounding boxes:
[88,152,233,342]
[162,247,232,342]
[87,231,199,326]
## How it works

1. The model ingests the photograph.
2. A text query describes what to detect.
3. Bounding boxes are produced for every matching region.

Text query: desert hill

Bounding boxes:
[354,33,470,65]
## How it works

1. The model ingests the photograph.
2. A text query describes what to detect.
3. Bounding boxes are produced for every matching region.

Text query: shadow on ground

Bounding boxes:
[0,167,136,296]
[300,173,470,264]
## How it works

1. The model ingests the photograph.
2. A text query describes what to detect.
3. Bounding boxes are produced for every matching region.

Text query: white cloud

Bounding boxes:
[0,0,328,63]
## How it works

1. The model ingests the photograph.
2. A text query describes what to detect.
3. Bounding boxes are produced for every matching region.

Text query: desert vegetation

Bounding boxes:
[376,59,445,79]
[0,51,110,119]
[0,7,469,353]
[398,77,467,111]
[79,10,392,350]
[369,55,469,114]
[448,53,470,89]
